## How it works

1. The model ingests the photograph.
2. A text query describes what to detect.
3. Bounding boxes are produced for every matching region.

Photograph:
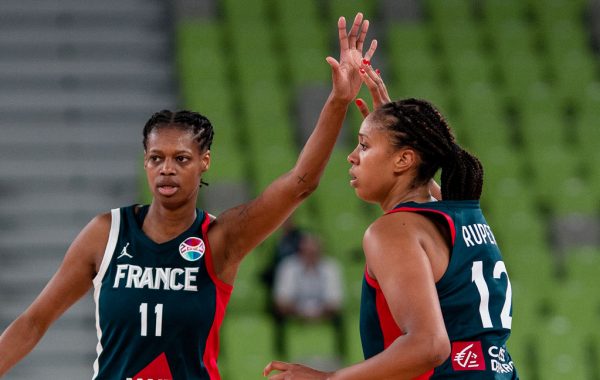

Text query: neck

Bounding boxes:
[143,201,197,243]
[380,183,434,212]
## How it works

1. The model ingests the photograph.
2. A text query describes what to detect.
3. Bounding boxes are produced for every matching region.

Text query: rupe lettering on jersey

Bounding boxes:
[113,264,199,291]
[462,223,497,247]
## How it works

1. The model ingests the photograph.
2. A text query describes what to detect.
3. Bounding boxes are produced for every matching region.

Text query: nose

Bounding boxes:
[347,146,358,165]
[160,158,176,175]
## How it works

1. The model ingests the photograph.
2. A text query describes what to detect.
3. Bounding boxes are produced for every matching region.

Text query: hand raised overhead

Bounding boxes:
[326,12,378,103]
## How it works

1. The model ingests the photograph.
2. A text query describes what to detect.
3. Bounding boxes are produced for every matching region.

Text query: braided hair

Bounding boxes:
[143,109,214,186]
[143,109,214,153]
[375,99,483,200]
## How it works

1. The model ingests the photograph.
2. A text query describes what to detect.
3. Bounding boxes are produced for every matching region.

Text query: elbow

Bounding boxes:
[424,334,451,368]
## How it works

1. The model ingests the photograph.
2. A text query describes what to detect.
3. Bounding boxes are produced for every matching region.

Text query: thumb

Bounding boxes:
[355,98,370,118]
[326,56,340,74]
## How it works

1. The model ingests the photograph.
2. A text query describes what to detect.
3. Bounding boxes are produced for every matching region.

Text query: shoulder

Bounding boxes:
[365,211,435,247]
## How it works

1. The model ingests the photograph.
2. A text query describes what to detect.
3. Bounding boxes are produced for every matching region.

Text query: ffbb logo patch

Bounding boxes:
[451,341,486,371]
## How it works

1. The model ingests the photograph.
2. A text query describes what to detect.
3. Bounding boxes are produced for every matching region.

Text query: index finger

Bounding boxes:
[263,361,291,376]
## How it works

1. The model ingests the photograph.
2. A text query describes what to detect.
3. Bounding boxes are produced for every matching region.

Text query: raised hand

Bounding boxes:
[355,62,391,118]
[326,13,377,103]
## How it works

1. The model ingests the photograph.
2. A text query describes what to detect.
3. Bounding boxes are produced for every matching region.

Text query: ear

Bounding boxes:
[143,150,148,169]
[200,150,211,173]
[392,148,418,174]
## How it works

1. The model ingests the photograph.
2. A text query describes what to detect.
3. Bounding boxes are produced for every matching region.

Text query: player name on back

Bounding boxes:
[113,264,199,291]
[461,223,497,247]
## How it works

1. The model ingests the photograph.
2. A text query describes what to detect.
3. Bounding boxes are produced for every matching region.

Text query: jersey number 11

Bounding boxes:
[139,302,164,337]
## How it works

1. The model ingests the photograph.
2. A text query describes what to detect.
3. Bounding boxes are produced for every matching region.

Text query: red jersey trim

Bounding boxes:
[201,213,233,380]
[385,206,456,245]
[364,267,435,379]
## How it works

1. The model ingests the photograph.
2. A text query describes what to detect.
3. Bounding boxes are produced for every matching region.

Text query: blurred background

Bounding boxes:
[1,0,599,379]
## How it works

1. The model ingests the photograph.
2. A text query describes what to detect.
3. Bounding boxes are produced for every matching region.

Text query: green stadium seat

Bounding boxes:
[551,51,599,105]
[424,0,473,28]
[313,150,370,260]
[530,0,586,31]
[391,49,443,91]
[327,0,377,23]
[499,51,546,104]
[446,50,494,97]
[221,314,275,379]
[386,23,434,54]
[482,0,529,28]
[490,19,539,60]
[528,146,582,207]
[457,82,512,153]
[438,23,484,61]
[535,316,589,379]
[221,0,269,25]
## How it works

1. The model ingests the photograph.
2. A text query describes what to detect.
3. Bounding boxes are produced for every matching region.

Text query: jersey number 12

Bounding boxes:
[139,302,163,337]
[471,261,512,329]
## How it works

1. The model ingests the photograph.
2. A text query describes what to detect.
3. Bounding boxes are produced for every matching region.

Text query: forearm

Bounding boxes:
[291,94,349,193]
[331,333,449,380]
[0,314,46,376]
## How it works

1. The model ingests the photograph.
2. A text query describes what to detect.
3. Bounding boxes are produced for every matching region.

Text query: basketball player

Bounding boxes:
[0,13,377,380]
[264,61,518,378]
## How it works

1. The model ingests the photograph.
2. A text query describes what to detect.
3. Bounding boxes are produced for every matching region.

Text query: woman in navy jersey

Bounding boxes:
[265,54,518,378]
[0,14,377,380]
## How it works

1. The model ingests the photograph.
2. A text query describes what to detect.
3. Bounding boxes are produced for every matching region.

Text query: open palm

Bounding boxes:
[326,13,377,103]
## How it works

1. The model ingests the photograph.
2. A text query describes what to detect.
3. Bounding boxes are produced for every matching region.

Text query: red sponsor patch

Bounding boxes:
[451,341,486,371]
[130,352,173,380]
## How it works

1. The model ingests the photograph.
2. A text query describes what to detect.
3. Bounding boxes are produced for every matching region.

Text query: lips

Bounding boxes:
[157,181,179,196]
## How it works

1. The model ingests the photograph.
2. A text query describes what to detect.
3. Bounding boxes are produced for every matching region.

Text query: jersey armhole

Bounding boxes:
[364,266,380,289]
[201,213,234,294]
[92,208,120,287]
[387,207,456,246]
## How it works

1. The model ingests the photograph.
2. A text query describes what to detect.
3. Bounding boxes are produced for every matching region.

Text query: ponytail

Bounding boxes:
[379,99,484,200]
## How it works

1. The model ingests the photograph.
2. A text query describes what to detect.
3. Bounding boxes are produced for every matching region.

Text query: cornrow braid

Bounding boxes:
[143,109,215,187]
[143,109,214,152]
[378,99,484,200]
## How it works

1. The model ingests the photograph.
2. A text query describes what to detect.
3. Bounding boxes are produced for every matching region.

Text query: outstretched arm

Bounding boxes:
[209,13,377,284]
[0,215,108,377]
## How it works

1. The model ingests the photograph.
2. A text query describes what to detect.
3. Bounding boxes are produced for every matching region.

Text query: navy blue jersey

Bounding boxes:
[92,205,232,380]
[360,200,518,379]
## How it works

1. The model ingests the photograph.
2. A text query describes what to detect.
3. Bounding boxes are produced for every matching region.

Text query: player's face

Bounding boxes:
[347,116,399,204]
[144,127,210,207]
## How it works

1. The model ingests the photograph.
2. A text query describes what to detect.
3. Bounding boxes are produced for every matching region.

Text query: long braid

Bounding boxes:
[143,109,215,187]
[378,99,484,200]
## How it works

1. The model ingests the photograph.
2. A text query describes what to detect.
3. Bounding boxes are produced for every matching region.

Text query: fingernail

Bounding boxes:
[362,59,370,66]
[355,99,363,107]
[359,68,365,74]
[376,68,381,75]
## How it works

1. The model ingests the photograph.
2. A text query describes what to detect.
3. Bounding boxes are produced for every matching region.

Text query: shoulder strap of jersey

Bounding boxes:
[92,208,121,286]
[385,204,457,246]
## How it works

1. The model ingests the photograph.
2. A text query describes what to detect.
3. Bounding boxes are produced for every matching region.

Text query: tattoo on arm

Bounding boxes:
[296,173,308,184]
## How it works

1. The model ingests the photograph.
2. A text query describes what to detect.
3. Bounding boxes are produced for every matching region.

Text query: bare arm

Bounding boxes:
[264,213,450,379]
[209,14,378,283]
[0,214,109,376]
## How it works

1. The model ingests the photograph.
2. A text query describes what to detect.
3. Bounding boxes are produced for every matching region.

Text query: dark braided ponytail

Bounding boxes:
[143,109,215,187]
[377,99,484,200]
